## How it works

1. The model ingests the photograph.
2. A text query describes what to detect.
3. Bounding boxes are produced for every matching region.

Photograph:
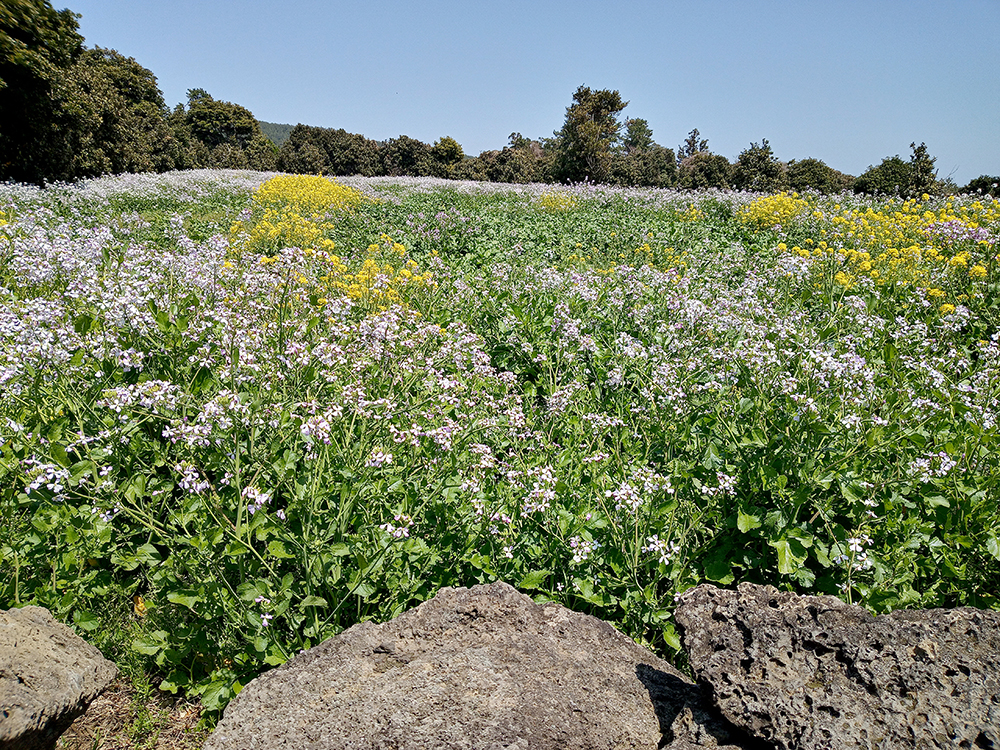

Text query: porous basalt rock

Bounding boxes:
[206,581,753,750]
[0,605,118,750]
[675,582,1000,750]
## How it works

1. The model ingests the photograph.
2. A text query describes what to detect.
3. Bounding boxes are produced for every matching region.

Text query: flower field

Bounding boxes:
[1,170,998,712]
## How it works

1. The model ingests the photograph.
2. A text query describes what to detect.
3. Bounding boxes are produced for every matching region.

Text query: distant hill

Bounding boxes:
[258,121,295,147]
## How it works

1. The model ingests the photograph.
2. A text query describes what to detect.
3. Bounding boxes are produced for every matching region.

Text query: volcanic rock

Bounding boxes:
[0,605,118,750]
[675,582,1000,750]
[206,581,754,750]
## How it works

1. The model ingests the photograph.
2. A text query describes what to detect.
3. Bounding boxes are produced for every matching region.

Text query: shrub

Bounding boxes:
[380,135,433,177]
[787,158,852,194]
[678,151,733,189]
[962,175,1000,197]
[732,140,789,193]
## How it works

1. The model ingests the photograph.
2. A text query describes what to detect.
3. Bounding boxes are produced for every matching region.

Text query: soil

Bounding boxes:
[54,679,209,750]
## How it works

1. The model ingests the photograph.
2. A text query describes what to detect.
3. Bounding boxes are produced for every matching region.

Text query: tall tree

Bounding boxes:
[553,85,628,183]
[183,89,275,169]
[907,141,937,197]
[732,139,788,193]
[54,47,177,177]
[0,0,84,182]
[622,118,653,154]
[677,128,709,161]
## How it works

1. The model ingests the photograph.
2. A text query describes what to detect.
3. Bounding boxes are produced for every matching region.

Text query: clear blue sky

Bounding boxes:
[67,0,999,185]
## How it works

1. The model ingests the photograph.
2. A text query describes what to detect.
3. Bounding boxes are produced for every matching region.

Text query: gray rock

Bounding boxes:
[206,581,755,750]
[675,582,1000,750]
[0,605,118,750]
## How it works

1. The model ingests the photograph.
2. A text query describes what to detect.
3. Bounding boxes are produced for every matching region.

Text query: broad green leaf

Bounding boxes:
[73,610,100,632]
[986,534,1000,562]
[704,557,734,584]
[737,510,761,533]
[167,591,202,610]
[267,540,295,559]
[135,543,163,566]
[770,539,806,575]
[518,570,551,590]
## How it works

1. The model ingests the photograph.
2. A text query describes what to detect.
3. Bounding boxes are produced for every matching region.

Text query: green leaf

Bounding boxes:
[73,314,94,334]
[986,534,1000,562]
[267,540,295,559]
[225,540,250,556]
[135,543,163,566]
[167,591,202,610]
[298,596,328,608]
[661,622,681,652]
[703,556,734,584]
[518,570,551,590]
[737,510,761,533]
[353,582,376,599]
[73,610,100,632]
[198,680,232,712]
[925,495,950,509]
[770,539,807,575]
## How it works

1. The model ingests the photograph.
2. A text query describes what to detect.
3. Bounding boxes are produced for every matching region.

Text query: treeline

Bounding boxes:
[0,1,277,184]
[2,2,997,197]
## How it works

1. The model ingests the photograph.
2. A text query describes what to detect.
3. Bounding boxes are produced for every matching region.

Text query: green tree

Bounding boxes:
[907,141,937,197]
[787,157,852,194]
[380,135,432,176]
[430,136,464,177]
[184,90,275,170]
[552,85,628,183]
[55,47,178,177]
[277,124,380,176]
[854,154,911,196]
[0,0,84,182]
[677,128,709,162]
[854,143,939,198]
[962,175,1000,197]
[732,139,788,192]
[678,151,733,189]
[623,118,653,154]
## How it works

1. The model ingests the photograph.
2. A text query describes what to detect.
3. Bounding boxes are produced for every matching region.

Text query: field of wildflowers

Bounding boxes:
[1,170,998,714]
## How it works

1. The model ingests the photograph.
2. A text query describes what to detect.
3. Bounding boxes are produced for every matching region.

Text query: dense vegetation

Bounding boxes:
[2,1,998,194]
[2,172,998,717]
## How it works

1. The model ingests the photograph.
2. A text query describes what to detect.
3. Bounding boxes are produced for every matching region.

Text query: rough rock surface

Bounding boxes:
[0,605,118,750]
[206,581,755,750]
[675,582,1000,750]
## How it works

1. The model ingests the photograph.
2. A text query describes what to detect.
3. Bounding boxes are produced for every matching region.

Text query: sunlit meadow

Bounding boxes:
[1,170,998,712]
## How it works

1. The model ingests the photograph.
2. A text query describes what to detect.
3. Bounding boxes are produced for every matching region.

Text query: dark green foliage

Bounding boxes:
[53,47,179,177]
[677,128,709,162]
[787,158,853,194]
[678,151,733,189]
[907,141,937,197]
[623,118,654,154]
[258,121,295,148]
[380,135,432,177]
[962,175,1000,197]
[0,0,84,182]
[185,91,258,151]
[0,0,82,89]
[855,142,940,198]
[609,146,677,188]
[552,86,628,183]
[854,155,911,196]
[277,124,381,176]
[429,136,464,177]
[182,90,276,170]
[732,139,788,193]
[475,145,549,184]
